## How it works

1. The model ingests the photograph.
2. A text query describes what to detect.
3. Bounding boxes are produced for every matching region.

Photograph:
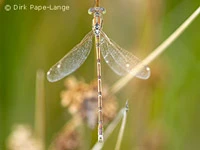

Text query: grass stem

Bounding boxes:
[91,101,128,150]
[115,101,129,150]
[111,6,200,94]
[35,70,46,150]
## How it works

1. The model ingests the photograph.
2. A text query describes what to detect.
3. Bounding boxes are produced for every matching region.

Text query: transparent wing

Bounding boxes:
[47,31,93,82]
[100,31,150,79]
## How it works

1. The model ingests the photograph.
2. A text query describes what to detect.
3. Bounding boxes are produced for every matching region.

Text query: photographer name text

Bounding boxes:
[4,4,70,12]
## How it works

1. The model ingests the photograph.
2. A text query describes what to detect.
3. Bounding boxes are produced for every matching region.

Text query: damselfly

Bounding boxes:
[47,1,150,142]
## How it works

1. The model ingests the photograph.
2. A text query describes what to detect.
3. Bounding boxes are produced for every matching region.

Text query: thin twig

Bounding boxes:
[95,0,100,7]
[35,70,46,150]
[91,103,128,150]
[115,101,129,150]
[111,6,200,94]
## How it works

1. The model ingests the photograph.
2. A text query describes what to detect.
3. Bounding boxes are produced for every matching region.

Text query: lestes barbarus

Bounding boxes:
[47,1,151,142]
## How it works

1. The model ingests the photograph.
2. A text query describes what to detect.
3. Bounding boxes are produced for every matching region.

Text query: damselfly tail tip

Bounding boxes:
[98,135,104,143]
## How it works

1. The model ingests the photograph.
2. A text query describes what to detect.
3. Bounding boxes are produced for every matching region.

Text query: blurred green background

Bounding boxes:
[0,0,200,149]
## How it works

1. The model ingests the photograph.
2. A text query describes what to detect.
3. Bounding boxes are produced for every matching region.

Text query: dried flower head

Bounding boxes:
[61,76,118,129]
[7,125,43,150]
[52,129,80,150]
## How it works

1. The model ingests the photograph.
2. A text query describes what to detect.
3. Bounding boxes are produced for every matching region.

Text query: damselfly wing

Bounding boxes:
[47,31,150,82]
[100,31,150,79]
[47,31,93,82]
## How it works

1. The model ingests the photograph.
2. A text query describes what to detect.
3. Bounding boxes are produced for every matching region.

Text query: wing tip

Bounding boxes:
[135,66,151,80]
[46,71,58,82]
[143,66,151,80]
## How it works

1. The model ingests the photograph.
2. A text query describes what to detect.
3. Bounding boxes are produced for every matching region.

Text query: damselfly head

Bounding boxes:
[88,7,106,15]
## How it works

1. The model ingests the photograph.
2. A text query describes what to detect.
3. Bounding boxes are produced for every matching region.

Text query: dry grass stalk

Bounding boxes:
[35,70,46,150]
[111,7,200,94]
[115,101,129,150]
[91,102,128,150]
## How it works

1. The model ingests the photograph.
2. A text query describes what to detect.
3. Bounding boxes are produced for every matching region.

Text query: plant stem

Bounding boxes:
[111,6,200,94]
[35,70,46,150]
[95,0,100,7]
[115,101,129,150]
[91,102,128,150]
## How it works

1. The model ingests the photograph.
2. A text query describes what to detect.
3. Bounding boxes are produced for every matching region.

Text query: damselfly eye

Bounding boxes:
[101,7,106,14]
[88,8,94,15]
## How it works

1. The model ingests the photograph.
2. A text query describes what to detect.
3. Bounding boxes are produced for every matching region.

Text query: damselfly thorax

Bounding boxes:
[88,7,106,36]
